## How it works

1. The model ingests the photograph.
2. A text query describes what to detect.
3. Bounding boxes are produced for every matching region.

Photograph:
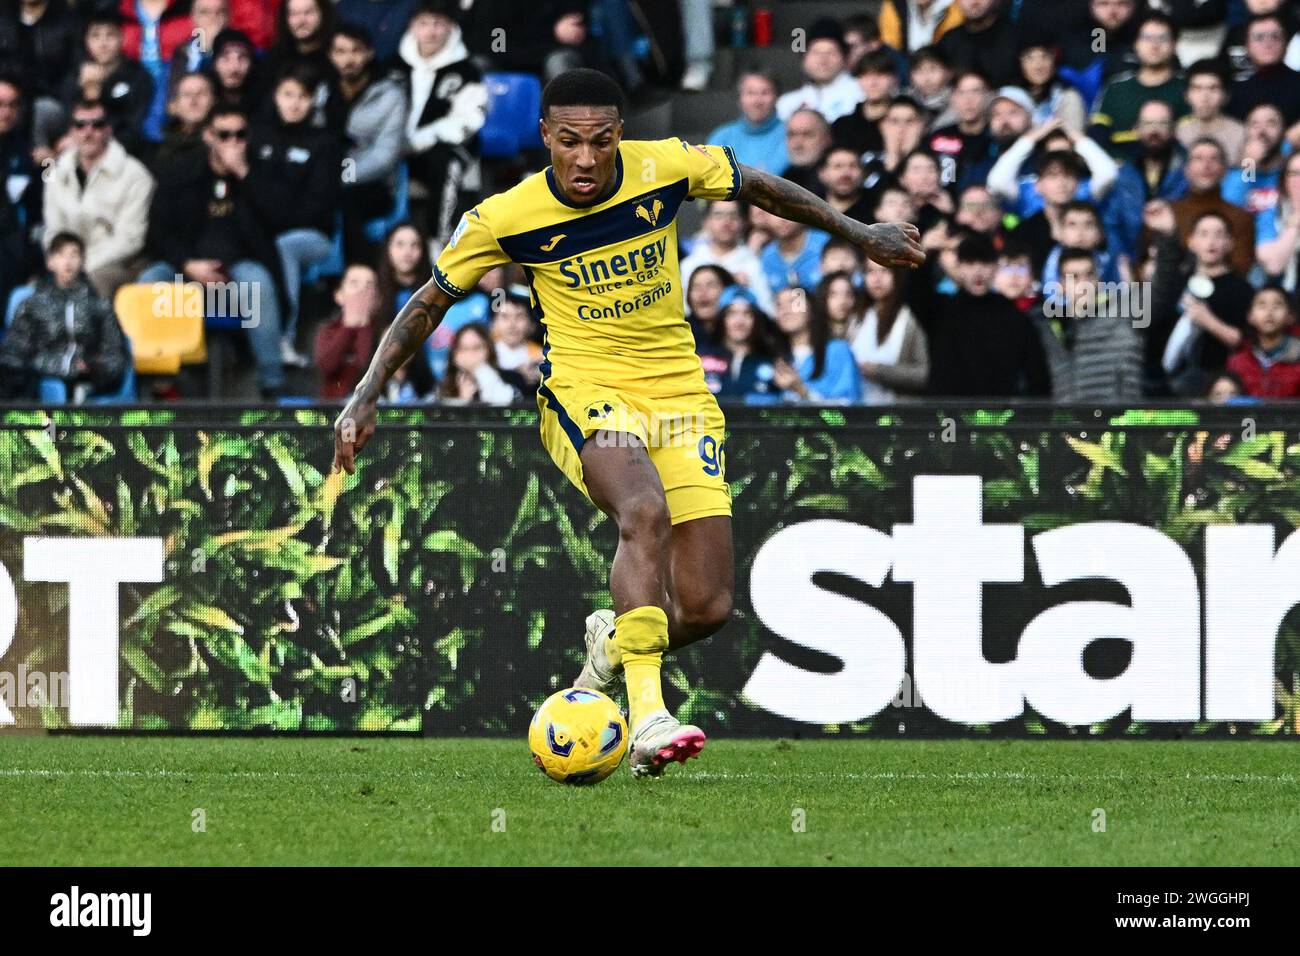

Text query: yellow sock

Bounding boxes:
[612,606,669,730]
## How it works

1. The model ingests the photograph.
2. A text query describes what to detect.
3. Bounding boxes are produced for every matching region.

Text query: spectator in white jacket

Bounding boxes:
[680,199,776,315]
[42,98,155,299]
[395,1,487,244]
[776,18,864,123]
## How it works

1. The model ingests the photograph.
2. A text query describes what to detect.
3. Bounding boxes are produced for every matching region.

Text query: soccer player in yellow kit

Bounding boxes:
[333,69,923,776]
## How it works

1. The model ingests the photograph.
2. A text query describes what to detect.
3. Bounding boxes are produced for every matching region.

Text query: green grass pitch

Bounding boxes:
[0,736,1294,866]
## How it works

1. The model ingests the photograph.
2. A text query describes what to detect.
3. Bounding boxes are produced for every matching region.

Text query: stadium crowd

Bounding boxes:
[2,0,1300,405]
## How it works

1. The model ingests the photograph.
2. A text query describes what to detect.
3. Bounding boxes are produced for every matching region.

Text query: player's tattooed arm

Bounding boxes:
[332,280,452,474]
[736,164,925,269]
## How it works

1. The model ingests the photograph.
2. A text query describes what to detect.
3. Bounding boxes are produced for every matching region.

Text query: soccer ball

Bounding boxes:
[529,688,628,785]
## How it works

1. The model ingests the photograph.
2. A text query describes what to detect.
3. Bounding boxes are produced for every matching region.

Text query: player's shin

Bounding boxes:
[612,605,669,731]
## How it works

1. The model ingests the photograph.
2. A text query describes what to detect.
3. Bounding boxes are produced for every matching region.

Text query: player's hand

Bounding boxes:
[333,395,376,475]
[862,221,925,269]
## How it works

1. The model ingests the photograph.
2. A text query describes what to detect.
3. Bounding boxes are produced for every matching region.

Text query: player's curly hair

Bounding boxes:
[542,68,626,118]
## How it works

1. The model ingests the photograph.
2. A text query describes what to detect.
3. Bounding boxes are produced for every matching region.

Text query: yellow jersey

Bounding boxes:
[431,137,742,395]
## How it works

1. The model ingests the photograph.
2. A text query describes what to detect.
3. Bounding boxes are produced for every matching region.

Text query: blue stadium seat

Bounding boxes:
[4,283,34,329]
[364,162,410,245]
[481,73,543,159]
[304,163,410,285]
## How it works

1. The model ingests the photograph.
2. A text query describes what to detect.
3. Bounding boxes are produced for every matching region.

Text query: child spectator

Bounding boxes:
[1205,370,1246,404]
[850,260,929,402]
[0,232,129,402]
[769,286,863,403]
[1226,286,1300,397]
[315,263,381,400]
[1150,209,1254,396]
[994,244,1037,312]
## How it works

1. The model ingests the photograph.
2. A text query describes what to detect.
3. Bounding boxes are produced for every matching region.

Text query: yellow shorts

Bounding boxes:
[536,373,731,525]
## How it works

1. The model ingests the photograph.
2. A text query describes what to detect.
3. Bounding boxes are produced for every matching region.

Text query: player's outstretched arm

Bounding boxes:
[332,280,454,474]
[736,164,925,269]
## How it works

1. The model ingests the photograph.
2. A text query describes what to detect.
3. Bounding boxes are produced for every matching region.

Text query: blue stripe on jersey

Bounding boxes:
[432,265,468,299]
[722,145,743,200]
[523,264,585,453]
[496,178,690,265]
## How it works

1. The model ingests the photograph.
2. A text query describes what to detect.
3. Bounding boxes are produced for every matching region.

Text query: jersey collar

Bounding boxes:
[546,149,625,209]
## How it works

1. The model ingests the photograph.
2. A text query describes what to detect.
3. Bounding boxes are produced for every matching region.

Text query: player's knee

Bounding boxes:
[617,492,671,545]
[679,590,733,639]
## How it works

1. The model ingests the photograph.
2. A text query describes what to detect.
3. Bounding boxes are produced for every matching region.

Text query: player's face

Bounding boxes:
[541,105,624,206]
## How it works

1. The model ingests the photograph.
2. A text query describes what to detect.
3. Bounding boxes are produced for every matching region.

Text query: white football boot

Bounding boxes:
[573,610,621,696]
[628,708,707,778]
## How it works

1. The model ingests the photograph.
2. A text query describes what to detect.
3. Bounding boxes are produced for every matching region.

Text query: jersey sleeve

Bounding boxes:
[431,207,511,299]
[675,139,743,202]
